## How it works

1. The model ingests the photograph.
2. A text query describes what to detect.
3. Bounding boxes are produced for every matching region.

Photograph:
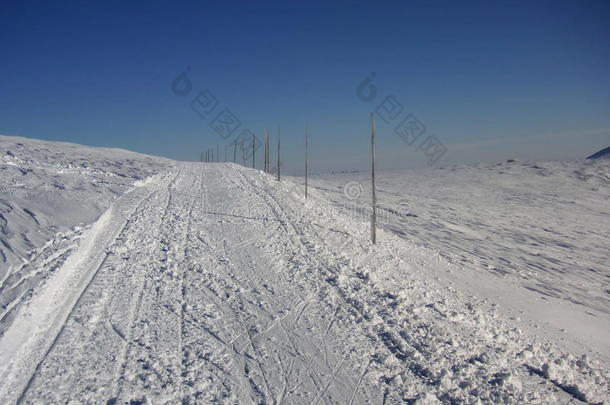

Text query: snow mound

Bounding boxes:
[0,135,174,335]
[586,146,610,160]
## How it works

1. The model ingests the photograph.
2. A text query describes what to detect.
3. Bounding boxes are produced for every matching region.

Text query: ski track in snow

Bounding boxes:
[0,135,173,337]
[0,161,608,404]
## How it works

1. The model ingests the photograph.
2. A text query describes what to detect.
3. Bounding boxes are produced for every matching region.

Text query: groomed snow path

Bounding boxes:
[1,163,607,404]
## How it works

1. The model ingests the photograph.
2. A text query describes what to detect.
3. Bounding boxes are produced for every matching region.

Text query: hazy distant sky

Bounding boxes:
[1,0,609,173]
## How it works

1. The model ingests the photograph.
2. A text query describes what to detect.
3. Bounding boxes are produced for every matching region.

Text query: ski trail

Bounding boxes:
[2,163,607,404]
[108,170,182,401]
[0,174,167,404]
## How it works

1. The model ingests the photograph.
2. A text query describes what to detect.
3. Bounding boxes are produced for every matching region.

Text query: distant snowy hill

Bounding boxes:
[587,146,610,159]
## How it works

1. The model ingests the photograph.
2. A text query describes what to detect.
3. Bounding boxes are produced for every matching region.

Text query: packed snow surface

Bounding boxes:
[0,138,608,404]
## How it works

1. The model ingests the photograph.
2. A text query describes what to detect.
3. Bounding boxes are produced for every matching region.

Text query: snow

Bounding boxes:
[0,135,173,269]
[293,159,610,360]
[0,137,608,404]
[0,135,173,335]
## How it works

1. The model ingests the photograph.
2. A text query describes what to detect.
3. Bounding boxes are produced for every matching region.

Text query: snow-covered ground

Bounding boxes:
[293,160,610,358]
[0,135,173,335]
[0,138,608,404]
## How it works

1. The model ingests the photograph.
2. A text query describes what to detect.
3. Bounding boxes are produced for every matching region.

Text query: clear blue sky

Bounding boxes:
[2,0,609,173]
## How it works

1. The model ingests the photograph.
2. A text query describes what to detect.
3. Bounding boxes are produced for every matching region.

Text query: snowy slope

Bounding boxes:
[0,153,607,404]
[587,146,610,160]
[0,135,174,336]
[293,159,610,358]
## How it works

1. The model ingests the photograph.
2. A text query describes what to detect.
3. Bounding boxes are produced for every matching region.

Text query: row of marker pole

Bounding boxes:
[198,115,377,244]
[199,142,241,164]
[200,127,283,183]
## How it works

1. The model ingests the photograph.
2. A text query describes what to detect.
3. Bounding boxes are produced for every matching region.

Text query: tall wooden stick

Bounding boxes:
[225,145,228,162]
[277,125,281,181]
[217,144,219,163]
[371,113,377,244]
[252,133,255,169]
[266,130,268,172]
[264,130,268,172]
[233,142,237,164]
[305,126,308,199]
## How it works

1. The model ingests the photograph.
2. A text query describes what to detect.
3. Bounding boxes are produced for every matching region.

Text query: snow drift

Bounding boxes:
[0,135,173,335]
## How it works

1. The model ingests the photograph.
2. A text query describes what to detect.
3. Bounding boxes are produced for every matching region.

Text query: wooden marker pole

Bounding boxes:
[277,125,280,182]
[305,126,308,199]
[264,130,268,172]
[370,113,377,244]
